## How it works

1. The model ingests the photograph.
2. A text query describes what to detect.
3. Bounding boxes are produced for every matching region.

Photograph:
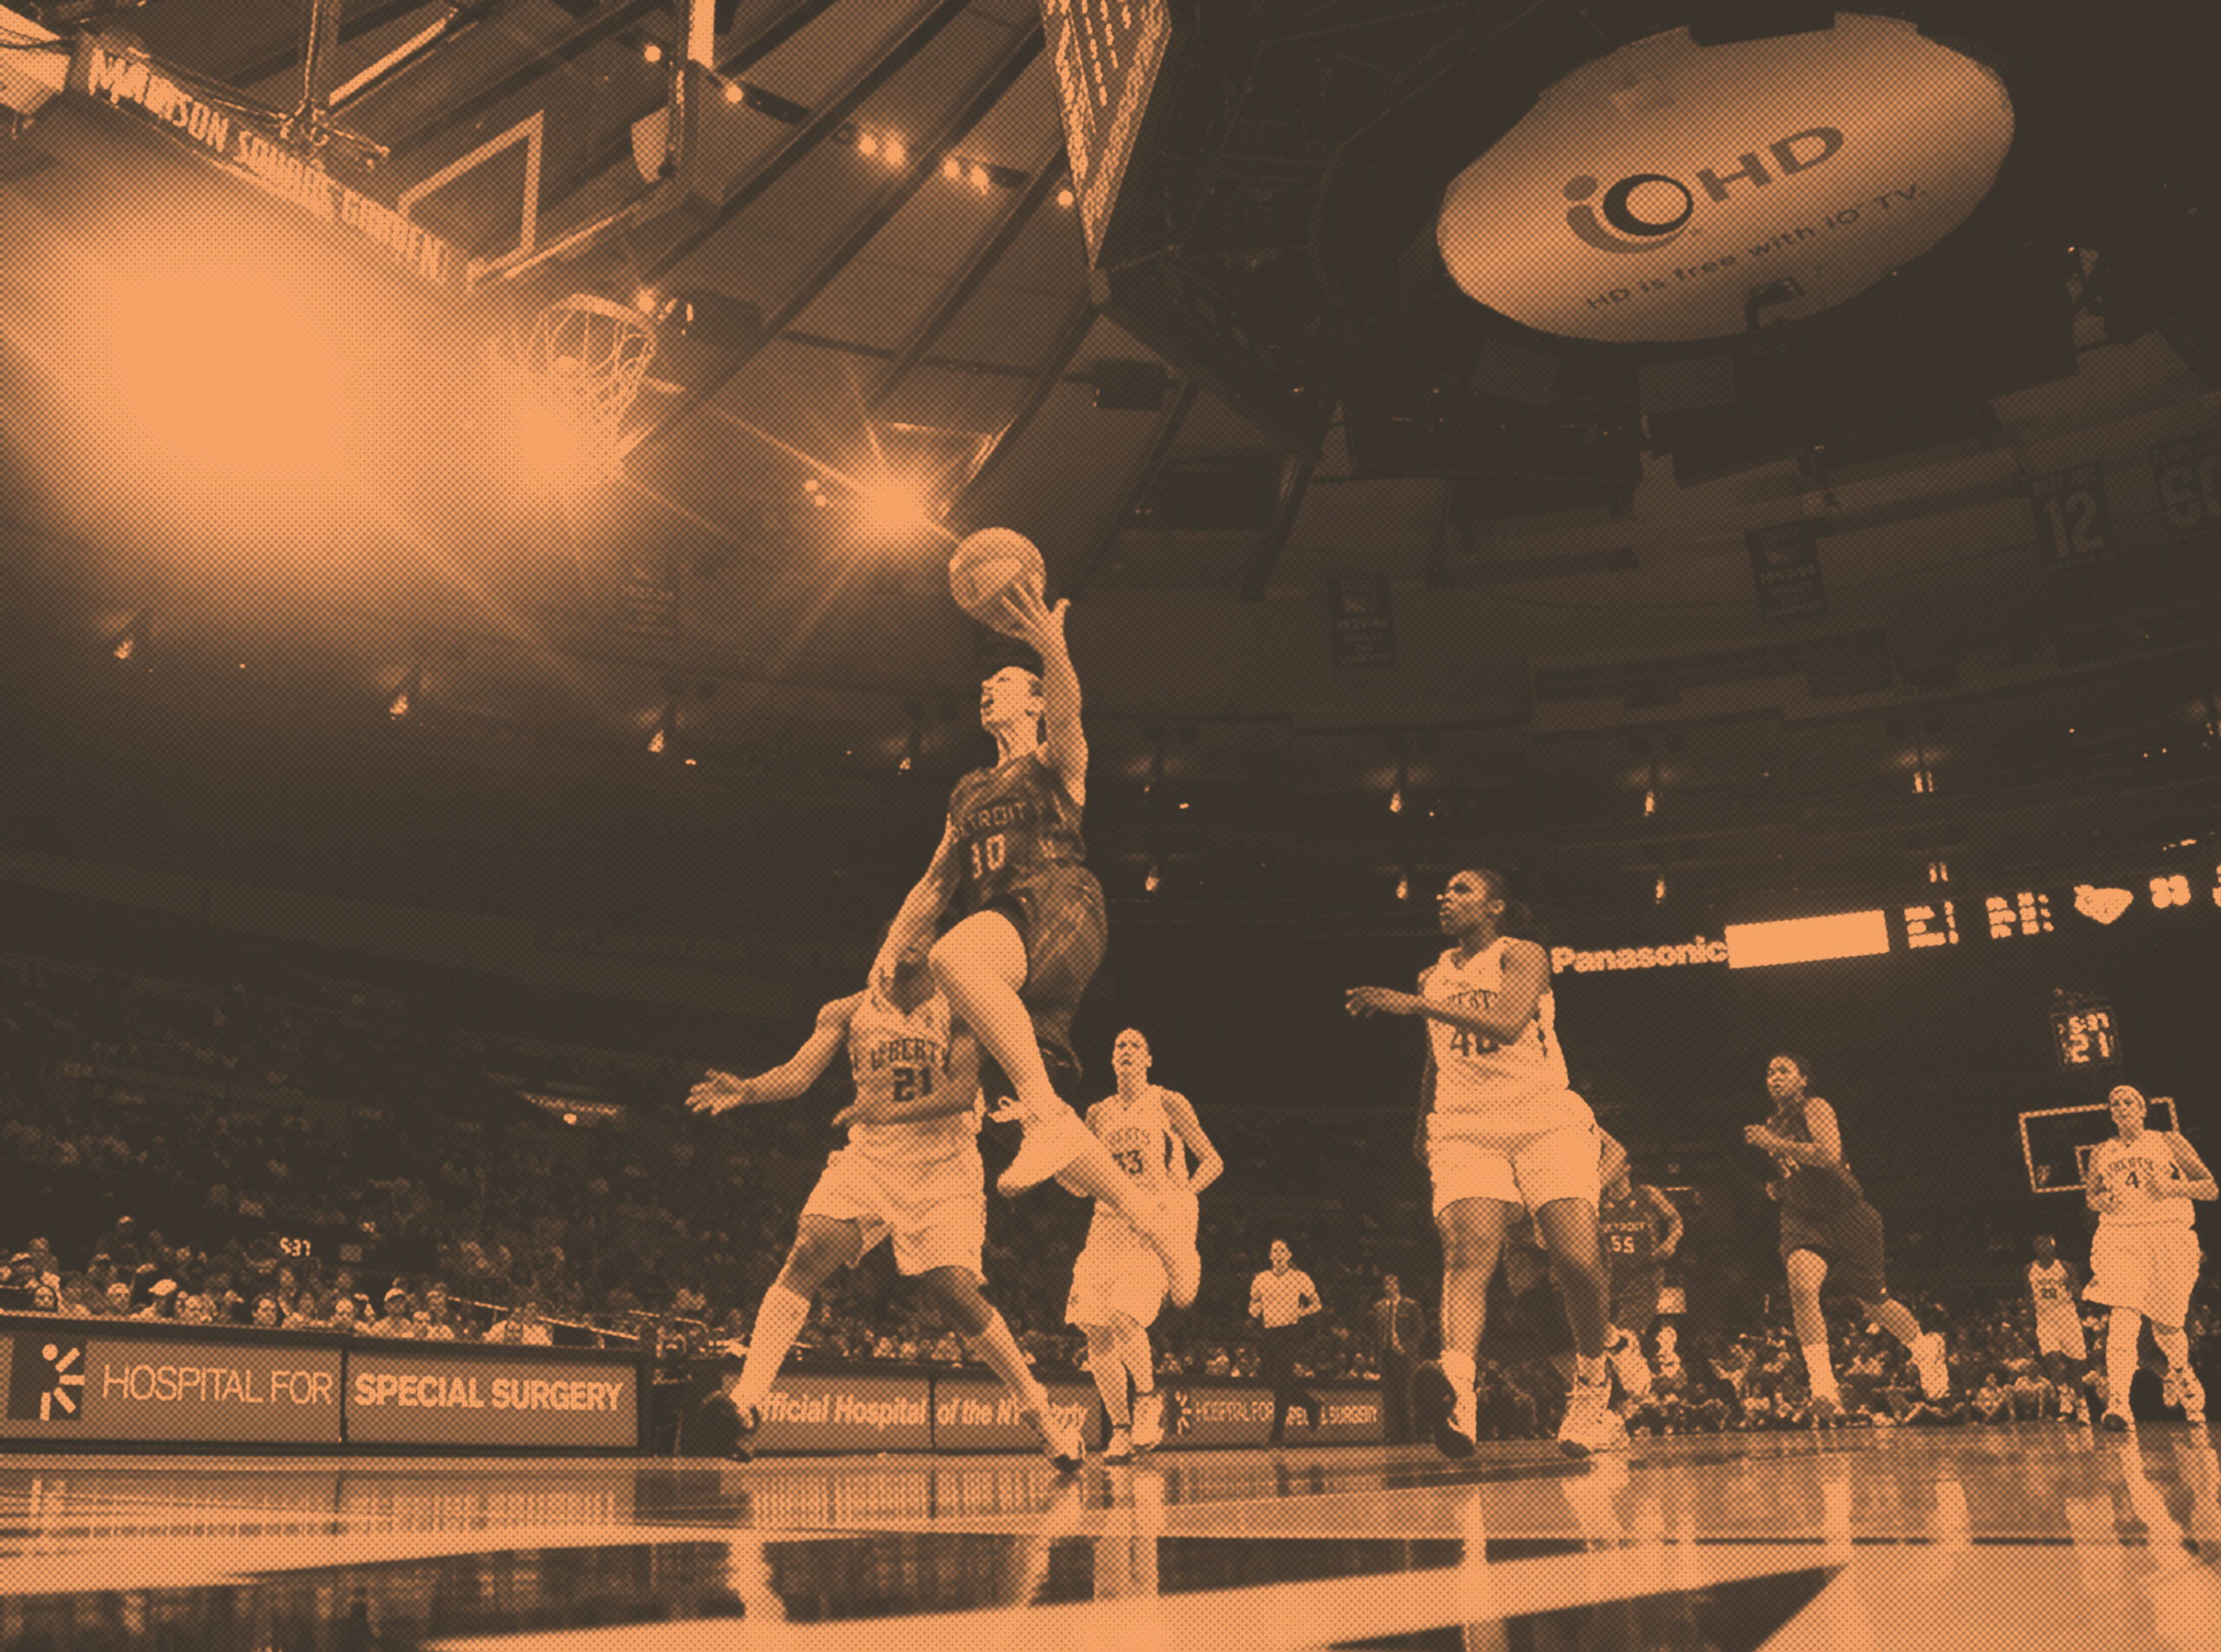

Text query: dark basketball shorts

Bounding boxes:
[1779,1197,1889,1305]
[979,862,1106,1092]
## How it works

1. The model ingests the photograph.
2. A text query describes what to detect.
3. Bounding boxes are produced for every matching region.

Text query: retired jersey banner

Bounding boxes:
[0,1332,342,1444]
[348,1349,636,1447]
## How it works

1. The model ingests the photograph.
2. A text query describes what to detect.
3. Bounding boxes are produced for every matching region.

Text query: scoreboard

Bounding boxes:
[1900,863,2220,954]
[1040,0,1175,266]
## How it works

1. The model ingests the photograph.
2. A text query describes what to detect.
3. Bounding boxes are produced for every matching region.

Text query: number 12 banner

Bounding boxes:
[2029,463,2112,564]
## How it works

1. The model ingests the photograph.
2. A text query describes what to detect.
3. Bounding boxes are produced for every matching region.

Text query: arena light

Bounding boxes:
[855,473,929,536]
[1724,908,1889,968]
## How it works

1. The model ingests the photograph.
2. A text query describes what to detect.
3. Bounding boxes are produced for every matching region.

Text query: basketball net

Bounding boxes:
[496,294,658,488]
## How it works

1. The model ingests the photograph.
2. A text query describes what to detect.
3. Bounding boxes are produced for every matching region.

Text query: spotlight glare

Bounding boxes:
[944,156,962,180]
[884,137,907,166]
[855,474,929,536]
[857,132,878,157]
[723,79,742,104]
[1057,187,1074,207]
[642,42,663,65]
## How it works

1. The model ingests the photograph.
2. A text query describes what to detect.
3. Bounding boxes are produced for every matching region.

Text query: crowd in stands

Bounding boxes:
[2,941,2213,1436]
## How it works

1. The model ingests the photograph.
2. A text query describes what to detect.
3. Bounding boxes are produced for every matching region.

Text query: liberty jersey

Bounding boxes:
[844,987,979,1161]
[947,750,1087,914]
[2088,1136,2196,1228]
[1423,938,1568,1113]
[1090,1087,1185,1199]
[1764,1098,1865,1216]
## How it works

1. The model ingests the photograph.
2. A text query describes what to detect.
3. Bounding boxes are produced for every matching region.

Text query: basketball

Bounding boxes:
[949,528,1045,629]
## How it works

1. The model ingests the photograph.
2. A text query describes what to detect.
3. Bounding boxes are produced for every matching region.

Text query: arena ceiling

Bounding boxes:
[0,0,2217,928]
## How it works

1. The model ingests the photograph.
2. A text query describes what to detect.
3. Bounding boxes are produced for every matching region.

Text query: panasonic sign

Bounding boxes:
[1438,14,2014,344]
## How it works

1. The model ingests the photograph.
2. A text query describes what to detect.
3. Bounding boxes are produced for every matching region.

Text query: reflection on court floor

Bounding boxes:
[1,1426,2214,1649]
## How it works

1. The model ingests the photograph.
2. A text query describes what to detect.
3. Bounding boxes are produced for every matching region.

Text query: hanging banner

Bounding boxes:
[1746,522,1826,620]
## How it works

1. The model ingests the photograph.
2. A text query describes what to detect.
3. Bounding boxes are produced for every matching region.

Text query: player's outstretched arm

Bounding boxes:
[2158,1123,2218,1199]
[1347,941,1549,1045]
[875,824,963,993]
[1161,1090,1223,1194]
[689,994,860,1113]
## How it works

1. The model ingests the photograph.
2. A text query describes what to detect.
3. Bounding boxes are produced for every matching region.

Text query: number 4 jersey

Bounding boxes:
[1423,937,1573,1122]
[844,986,980,1162]
[2087,1135,2196,1229]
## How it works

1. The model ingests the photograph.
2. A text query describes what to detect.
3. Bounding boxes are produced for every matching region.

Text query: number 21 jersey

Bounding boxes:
[1424,937,1569,1118]
[845,987,978,1161]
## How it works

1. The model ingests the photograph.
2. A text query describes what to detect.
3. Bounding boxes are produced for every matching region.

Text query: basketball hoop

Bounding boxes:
[501,293,658,487]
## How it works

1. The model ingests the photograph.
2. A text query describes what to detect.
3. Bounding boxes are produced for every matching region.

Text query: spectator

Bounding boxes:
[487,1296,554,1347]
[366,1288,416,1338]
[1371,1274,1425,1446]
[417,1283,462,1341]
[1971,1373,2010,1424]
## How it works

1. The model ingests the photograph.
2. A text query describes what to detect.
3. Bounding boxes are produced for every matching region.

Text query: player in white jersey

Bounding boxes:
[687,935,1084,1470]
[1063,1028,1222,1460]
[2084,1085,2215,1431]
[2026,1235,2093,1422]
[1347,866,1620,1459]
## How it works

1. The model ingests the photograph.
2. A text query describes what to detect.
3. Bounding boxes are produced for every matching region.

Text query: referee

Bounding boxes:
[1250,1239,1323,1446]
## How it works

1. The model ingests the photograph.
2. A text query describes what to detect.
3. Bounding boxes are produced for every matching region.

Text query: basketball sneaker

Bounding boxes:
[1558,1380,1624,1459]
[2178,1372,2206,1426]
[1024,1406,1085,1473]
[2100,1409,2133,1433]
[1912,1332,1950,1400]
[997,1097,1092,1195]
[711,1398,762,1463]
[1104,1426,1136,1464]
[1606,1328,1654,1400]
[1130,1390,1164,1452]
[1413,1360,1476,1459]
[1809,1391,1845,1429]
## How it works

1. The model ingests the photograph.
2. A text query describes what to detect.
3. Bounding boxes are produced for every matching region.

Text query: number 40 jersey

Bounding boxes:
[1423,936,1571,1118]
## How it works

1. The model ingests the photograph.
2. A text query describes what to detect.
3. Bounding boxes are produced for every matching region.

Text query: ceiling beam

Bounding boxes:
[948,295,1099,528]
[867,142,1071,412]
[641,0,979,283]
[1071,377,1201,597]
[622,20,1045,457]
[1241,454,1314,600]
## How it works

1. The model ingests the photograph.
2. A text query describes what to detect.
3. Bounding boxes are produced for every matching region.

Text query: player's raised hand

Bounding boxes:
[986,1094,1026,1124]
[993,579,1066,653]
[688,1070,756,1114]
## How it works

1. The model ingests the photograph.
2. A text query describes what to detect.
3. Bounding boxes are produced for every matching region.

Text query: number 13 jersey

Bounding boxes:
[1424,937,1570,1119]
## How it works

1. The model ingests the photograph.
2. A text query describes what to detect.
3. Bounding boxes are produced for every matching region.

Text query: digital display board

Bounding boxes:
[1040,0,1172,265]
[2050,1004,2120,1070]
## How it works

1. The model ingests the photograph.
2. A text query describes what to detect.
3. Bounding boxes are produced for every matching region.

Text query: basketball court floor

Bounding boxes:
[3,1425,2216,1650]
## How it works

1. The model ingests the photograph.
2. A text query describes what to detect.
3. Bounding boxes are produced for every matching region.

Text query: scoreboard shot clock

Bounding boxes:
[2048,994,2119,1070]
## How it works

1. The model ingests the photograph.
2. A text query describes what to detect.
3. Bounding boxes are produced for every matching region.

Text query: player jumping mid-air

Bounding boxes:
[689,936,1085,1470]
[871,578,1200,1308]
